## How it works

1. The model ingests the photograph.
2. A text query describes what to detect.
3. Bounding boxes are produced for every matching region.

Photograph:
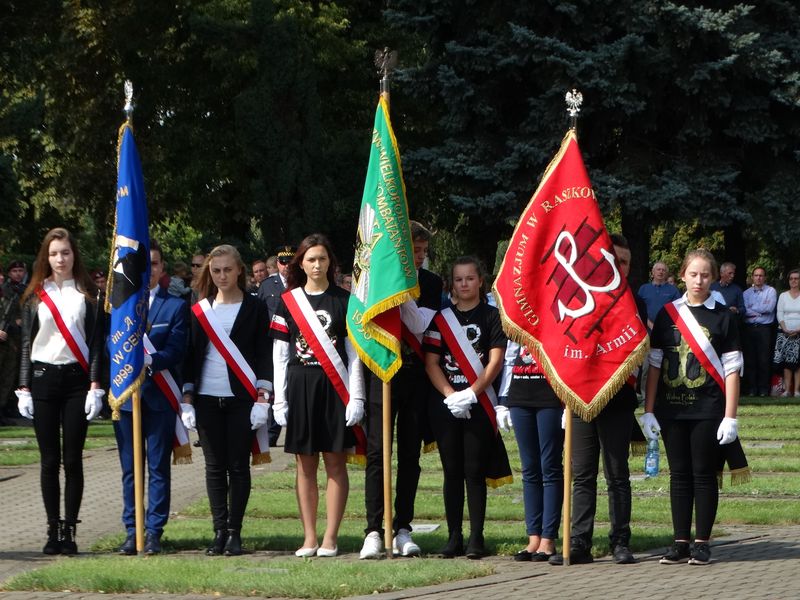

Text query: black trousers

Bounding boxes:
[570,407,632,550]
[30,362,89,523]
[364,366,428,536]
[744,324,774,395]
[660,418,721,541]
[429,391,493,536]
[195,395,254,531]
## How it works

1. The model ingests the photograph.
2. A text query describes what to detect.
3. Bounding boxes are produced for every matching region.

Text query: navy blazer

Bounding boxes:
[257,273,285,320]
[122,287,188,413]
[184,292,273,400]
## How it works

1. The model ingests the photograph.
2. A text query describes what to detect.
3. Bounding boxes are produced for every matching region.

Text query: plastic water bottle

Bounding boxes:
[644,438,660,478]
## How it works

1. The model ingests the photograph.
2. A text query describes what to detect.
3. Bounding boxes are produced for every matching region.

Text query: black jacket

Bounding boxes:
[19,290,105,388]
[183,292,273,399]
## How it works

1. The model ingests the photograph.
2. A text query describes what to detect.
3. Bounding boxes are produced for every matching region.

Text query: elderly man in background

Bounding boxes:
[743,266,777,397]
[637,261,681,330]
[711,262,746,316]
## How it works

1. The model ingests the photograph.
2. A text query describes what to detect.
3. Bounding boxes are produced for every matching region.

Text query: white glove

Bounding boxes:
[85,389,104,421]
[15,389,33,419]
[495,405,512,432]
[717,417,738,445]
[250,402,270,430]
[345,398,365,427]
[273,406,287,427]
[444,390,471,419]
[639,412,661,441]
[561,409,566,430]
[143,353,153,368]
[180,403,196,431]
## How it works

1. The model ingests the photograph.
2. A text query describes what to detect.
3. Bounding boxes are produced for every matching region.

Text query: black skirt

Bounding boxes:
[285,364,355,454]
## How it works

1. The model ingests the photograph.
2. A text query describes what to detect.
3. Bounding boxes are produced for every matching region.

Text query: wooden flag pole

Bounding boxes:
[382,381,394,558]
[132,390,145,554]
[374,46,399,560]
[562,407,573,566]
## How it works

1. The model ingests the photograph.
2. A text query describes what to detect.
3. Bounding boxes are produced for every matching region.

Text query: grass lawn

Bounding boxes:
[2,395,798,597]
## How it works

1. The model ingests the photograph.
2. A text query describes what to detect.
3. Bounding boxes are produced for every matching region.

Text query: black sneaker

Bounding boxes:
[548,547,593,566]
[659,542,690,564]
[612,545,636,564]
[688,542,711,565]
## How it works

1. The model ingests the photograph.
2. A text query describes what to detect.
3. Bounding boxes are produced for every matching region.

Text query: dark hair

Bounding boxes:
[252,258,266,267]
[451,255,487,303]
[22,228,97,305]
[609,233,629,250]
[410,220,433,242]
[787,268,800,281]
[196,244,247,299]
[679,248,719,280]
[286,233,338,290]
[150,239,164,263]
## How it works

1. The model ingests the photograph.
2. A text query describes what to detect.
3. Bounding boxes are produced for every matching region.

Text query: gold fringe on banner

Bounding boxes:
[422,441,437,454]
[346,453,367,467]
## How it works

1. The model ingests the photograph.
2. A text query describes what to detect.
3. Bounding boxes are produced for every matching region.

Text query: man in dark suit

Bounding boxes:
[115,241,188,555]
[359,221,443,559]
[258,245,295,445]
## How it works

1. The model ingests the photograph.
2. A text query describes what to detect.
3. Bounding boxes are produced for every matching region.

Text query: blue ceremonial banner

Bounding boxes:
[106,123,150,413]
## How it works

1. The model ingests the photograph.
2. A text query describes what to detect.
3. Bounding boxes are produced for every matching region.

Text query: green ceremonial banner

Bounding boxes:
[346,96,419,382]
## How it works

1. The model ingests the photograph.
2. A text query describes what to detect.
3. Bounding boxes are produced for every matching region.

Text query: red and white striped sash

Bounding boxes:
[435,308,498,431]
[401,323,424,360]
[283,288,366,455]
[143,334,191,462]
[664,300,726,391]
[37,286,89,372]
[192,299,270,463]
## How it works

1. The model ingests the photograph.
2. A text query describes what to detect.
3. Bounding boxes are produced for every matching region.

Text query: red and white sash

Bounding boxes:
[37,286,89,372]
[282,288,367,457]
[143,334,191,464]
[435,307,498,432]
[192,299,270,463]
[664,300,726,391]
[401,323,424,360]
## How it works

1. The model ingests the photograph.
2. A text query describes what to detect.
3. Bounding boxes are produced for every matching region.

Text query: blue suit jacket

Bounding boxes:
[121,287,188,413]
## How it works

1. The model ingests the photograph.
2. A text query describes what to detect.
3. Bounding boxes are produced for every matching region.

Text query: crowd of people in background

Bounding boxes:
[1,226,794,566]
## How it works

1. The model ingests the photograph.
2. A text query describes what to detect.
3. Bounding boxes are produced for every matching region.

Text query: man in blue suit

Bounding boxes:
[115,241,188,555]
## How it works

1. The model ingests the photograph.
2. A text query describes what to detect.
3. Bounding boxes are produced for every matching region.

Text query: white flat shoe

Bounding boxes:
[295,545,319,557]
[316,546,338,557]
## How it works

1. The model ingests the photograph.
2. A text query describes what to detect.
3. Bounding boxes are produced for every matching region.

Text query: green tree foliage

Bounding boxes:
[386,0,800,284]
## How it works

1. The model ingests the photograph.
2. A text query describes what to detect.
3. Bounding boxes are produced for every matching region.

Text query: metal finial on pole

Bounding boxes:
[374,47,398,101]
[565,89,583,130]
[124,80,134,123]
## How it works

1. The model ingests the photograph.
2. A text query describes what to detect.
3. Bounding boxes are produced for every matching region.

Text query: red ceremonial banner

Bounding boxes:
[493,129,649,420]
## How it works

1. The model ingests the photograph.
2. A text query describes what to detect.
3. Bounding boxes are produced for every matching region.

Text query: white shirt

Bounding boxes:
[777,291,800,331]
[31,279,87,365]
[197,302,241,396]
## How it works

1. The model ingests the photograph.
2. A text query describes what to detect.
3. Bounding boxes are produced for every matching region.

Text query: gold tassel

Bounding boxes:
[423,441,438,454]
[346,454,367,467]
[172,443,192,465]
[251,452,272,466]
[730,467,752,486]
[486,474,514,488]
[630,440,647,457]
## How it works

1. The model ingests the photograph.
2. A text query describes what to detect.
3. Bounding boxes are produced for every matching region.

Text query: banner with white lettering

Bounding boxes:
[493,129,648,420]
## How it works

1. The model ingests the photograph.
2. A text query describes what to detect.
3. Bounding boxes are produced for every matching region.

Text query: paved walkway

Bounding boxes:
[2,426,799,599]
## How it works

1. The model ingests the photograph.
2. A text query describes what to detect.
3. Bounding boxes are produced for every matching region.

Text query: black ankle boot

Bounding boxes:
[440,530,464,558]
[224,529,242,556]
[465,532,487,559]
[43,521,61,555]
[207,529,228,556]
[60,521,79,555]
